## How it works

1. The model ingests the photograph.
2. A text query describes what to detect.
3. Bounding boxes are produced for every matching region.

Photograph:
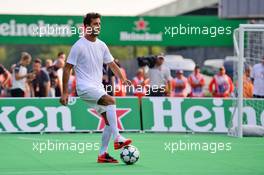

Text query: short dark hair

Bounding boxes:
[34,58,42,65]
[21,52,31,61]
[58,52,65,57]
[83,13,101,26]
[194,65,200,69]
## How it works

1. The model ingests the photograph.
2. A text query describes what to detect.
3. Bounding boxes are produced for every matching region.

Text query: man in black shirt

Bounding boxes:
[30,59,50,97]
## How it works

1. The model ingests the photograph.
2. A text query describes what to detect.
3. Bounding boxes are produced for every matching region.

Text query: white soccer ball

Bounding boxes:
[120,145,140,165]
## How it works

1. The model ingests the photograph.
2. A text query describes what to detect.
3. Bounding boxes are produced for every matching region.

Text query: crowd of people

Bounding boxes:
[103,55,264,99]
[0,52,263,98]
[0,51,76,97]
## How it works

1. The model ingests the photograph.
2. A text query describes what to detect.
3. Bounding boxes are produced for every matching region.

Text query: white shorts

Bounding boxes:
[78,87,107,114]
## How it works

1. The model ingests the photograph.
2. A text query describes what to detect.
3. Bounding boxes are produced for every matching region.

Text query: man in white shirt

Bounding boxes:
[251,57,264,98]
[147,56,172,96]
[60,13,132,163]
[11,52,32,97]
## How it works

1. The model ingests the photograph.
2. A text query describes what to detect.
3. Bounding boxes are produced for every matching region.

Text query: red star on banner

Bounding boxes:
[134,18,149,31]
[88,108,131,131]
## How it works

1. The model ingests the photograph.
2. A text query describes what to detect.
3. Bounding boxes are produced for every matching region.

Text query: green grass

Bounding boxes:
[0,133,263,175]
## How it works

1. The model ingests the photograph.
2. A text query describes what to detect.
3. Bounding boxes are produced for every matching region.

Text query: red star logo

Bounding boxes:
[88,108,131,131]
[134,18,149,31]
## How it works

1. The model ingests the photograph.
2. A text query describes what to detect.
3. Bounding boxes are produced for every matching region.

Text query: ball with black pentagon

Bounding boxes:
[120,145,139,165]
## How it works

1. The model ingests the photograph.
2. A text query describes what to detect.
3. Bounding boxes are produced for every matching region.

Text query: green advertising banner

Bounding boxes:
[0,15,246,46]
[0,97,141,132]
[142,97,264,132]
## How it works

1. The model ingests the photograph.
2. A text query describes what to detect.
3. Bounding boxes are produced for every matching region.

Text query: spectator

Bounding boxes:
[55,56,65,97]
[53,52,66,65]
[251,57,264,98]
[132,68,149,98]
[171,70,188,97]
[29,59,50,97]
[57,52,66,62]
[10,52,32,97]
[113,59,127,96]
[209,66,234,97]
[47,59,64,97]
[243,65,253,98]
[0,64,11,96]
[42,59,53,73]
[146,55,172,96]
[188,66,205,97]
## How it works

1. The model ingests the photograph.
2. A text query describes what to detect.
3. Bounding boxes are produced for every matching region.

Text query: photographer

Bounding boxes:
[144,55,172,96]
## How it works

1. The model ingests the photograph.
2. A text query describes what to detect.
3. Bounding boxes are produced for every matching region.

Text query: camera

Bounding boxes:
[137,55,158,68]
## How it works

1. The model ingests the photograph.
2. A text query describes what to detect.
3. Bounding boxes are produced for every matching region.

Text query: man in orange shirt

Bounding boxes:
[132,68,149,98]
[243,65,253,98]
[209,66,234,97]
[188,66,205,97]
[171,70,188,97]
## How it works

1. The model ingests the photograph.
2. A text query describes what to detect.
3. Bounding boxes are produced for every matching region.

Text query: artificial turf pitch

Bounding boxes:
[0,133,263,175]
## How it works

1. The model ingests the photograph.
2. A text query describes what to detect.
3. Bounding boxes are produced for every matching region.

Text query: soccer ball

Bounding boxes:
[120,145,140,165]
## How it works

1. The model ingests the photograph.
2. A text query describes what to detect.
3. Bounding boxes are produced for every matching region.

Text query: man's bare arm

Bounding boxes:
[108,62,126,82]
[62,63,73,95]
[108,61,131,86]
[60,63,73,106]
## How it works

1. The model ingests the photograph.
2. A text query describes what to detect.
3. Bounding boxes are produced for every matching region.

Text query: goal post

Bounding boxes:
[230,24,264,138]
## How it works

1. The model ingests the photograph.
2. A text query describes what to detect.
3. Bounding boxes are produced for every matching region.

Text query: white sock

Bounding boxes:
[99,125,112,156]
[106,105,120,140]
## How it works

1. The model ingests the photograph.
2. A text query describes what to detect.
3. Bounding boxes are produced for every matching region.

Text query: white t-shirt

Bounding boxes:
[11,64,27,91]
[147,65,172,87]
[252,63,264,96]
[67,37,114,93]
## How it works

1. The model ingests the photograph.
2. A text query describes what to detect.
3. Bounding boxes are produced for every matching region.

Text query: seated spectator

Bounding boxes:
[188,65,205,97]
[29,59,50,97]
[209,66,234,97]
[171,70,188,97]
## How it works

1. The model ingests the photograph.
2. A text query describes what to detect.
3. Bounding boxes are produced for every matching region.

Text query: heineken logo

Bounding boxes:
[88,108,131,130]
[0,106,74,132]
[134,18,149,31]
[0,98,138,132]
[145,98,264,132]
[120,17,162,42]
[1,98,263,133]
